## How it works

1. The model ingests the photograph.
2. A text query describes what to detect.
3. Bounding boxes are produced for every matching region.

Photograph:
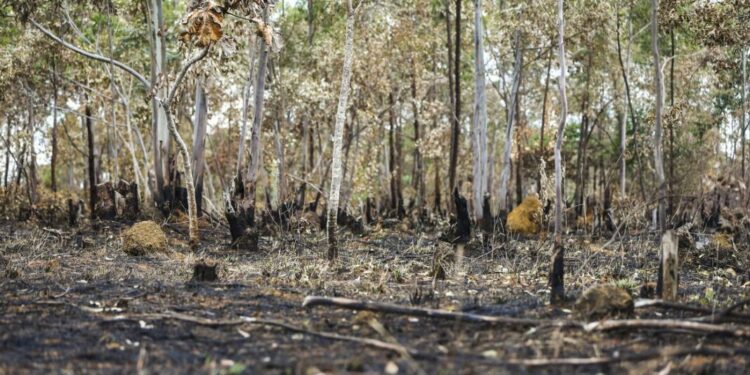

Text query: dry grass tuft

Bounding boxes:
[122,221,168,256]
[507,195,542,235]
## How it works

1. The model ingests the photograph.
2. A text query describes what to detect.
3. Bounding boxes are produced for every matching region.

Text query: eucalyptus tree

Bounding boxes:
[327,0,359,261]
[550,0,567,305]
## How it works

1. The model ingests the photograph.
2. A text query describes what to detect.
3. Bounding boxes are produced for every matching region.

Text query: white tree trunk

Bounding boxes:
[192,78,208,215]
[327,0,357,260]
[149,0,170,200]
[471,0,488,220]
[550,0,568,304]
[651,0,666,232]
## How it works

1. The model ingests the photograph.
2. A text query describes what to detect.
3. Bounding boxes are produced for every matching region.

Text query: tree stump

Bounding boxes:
[658,230,679,300]
[94,182,117,220]
[192,260,219,282]
[67,199,83,227]
[116,181,140,220]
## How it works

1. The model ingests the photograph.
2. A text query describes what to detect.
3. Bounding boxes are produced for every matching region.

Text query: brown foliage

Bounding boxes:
[507,195,542,235]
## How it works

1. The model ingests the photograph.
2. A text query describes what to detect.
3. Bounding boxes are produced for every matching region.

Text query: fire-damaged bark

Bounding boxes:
[92,180,140,221]
[226,7,270,251]
[225,173,259,250]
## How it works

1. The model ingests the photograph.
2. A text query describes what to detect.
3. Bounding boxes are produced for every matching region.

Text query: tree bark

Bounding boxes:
[411,63,425,214]
[148,0,170,204]
[651,0,666,232]
[537,49,552,195]
[615,10,645,200]
[192,79,208,217]
[447,0,461,197]
[550,0,568,305]
[85,104,97,220]
[51,59,58,192]
[741,48,747,180]
[327,0,357,260]
[498,29,522,214]
[3,117,9,188]
[471,0,488,222]
[573,50,592,217]
[236,37,257,176]
[26,102,37,205]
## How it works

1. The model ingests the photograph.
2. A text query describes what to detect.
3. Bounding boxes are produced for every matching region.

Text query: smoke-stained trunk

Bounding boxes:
[498,29,522,214]
[550,0,568,304]
[86,105,97,219]
[448,0,461,196]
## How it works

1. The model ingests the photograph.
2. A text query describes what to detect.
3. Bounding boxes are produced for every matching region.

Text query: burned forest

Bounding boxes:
[2,0,750,373]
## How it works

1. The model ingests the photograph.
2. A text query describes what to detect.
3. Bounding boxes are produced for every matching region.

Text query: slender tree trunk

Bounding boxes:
[574,51,592,217]
[652,0,666,232]
[3,118,9,188]
[616,10,646,200]
[742,47,747,180]
[86,104,97,219]
[537,49,552,194]
[51,60,58,192]
[307,0,315,45]
[236,38,257,176]
[498,30,522,214]
[411,64,425,213]
[471,0,488,221]
[617,81,627,197]
[668,27,675,215]
[226,13,270,250]
[448,0,461,196]
[515,99,523,206]
[26,102,37,205]
[327,0,357,260]
[192,79,208,217]
[148,0,169,203]
[550,0,568,305]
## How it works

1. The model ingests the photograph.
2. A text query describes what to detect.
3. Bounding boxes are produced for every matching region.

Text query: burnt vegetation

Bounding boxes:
[2,0,750,373]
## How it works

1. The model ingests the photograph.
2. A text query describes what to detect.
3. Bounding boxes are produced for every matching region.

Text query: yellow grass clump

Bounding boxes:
[122,221,168,256]
[507,195,542,235]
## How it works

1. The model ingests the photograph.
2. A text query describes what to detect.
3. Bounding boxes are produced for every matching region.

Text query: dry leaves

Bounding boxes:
[180,2,225,47]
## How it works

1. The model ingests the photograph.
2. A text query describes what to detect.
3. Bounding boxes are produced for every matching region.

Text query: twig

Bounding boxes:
[302,296,573,327]
[585,319,750,338]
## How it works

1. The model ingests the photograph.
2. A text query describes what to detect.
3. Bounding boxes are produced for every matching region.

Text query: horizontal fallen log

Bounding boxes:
[302,296,576,327]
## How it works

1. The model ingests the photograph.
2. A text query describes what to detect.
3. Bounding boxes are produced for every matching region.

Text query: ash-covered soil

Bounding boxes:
[1,220,750,374]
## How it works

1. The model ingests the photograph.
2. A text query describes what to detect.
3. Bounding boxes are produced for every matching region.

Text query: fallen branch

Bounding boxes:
[103,311,422,358]
[302,296,574,327]
[476,346,750,368]
[585,319,750,338]
[636,298,750,322]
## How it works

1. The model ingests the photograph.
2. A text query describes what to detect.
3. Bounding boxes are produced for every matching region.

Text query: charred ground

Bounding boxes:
[1,218,750,374]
